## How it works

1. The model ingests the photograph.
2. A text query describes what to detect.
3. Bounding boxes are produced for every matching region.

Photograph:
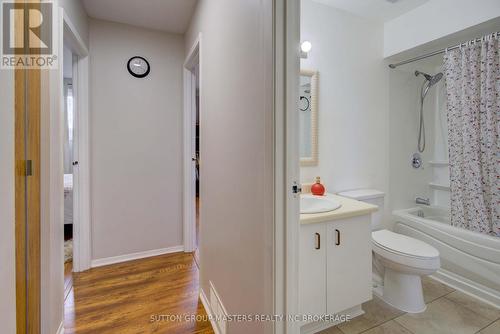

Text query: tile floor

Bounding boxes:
[320,277,500,334]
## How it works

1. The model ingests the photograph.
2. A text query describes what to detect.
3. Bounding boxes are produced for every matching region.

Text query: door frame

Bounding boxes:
[274,0,301,333]
[51,8,91,273]
[183,34,201,254]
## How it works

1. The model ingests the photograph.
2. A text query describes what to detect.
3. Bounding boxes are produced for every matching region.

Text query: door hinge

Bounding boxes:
[26,160,32,176]
[292,182,302,194]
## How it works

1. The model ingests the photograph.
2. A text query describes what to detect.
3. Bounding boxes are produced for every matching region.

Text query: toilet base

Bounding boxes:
[378,268,426,313]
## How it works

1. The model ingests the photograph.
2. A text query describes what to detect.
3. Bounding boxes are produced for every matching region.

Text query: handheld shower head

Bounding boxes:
[415,71,443,87]
[414,70,443,153]
[428,72,443,87]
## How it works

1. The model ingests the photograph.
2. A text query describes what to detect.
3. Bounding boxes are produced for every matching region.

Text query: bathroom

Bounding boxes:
[298,0,500,333]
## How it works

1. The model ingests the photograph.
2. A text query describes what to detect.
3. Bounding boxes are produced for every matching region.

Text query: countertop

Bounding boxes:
[300,194,378,225]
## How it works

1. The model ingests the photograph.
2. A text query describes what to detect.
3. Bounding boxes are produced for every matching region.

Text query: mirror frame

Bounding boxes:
[300,69,318,166]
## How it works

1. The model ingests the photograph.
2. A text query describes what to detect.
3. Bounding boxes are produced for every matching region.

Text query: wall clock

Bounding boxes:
[127,56,150,78]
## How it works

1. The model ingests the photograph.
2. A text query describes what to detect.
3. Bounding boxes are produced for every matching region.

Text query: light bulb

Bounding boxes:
[301,41,312,53]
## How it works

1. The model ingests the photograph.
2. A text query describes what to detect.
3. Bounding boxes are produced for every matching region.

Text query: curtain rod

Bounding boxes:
[388,31,499,69]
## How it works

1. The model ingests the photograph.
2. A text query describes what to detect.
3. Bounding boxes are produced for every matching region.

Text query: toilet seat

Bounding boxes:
[372,230,440,271]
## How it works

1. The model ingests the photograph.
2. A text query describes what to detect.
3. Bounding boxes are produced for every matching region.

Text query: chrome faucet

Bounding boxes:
[415,197,430,206]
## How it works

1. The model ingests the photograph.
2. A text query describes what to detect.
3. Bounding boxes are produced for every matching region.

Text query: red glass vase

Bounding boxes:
[311,177,325,196]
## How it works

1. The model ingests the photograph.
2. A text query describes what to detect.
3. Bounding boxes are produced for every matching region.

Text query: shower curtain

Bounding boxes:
[444,33,500,237]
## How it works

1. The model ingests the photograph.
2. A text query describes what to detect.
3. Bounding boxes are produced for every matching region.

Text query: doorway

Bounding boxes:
[194,63,200,263]
[57,11,91,276]
[183,35,201,264]
[62,45,78,298]
[60,42,81,298]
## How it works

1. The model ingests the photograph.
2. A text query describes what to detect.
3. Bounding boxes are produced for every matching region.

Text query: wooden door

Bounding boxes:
[14,1,41,333]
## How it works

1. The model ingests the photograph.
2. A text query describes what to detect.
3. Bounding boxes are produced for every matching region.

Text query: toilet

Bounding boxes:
[337,189,440,313]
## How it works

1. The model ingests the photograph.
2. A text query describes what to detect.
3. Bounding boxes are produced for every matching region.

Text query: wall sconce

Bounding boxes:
[300,41,312,58]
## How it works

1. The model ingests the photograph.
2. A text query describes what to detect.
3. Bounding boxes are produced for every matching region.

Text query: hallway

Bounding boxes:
[64,253,214,334]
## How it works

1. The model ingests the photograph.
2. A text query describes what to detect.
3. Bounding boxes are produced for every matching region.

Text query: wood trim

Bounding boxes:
[273,1,286,332]
[183,34,201,254]
[14,2,27,332]
[200,289,221,334]
[90,246,184,268]
[300,69,319,167]
[73,56,91,272]
[56,321,64,334]
[284,1,301,333]
[15,64,27,334]
[26,64,41,334]
[15,1,41,333]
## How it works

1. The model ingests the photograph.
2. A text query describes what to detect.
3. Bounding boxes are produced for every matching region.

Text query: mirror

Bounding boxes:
[299,69,318,166]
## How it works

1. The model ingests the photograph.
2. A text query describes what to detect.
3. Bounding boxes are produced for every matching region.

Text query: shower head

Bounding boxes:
[415,71,443,87]
[414,70,444,153]
[428,72,443,86]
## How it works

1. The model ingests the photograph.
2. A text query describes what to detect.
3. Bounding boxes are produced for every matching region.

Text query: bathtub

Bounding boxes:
[393,206,500,307]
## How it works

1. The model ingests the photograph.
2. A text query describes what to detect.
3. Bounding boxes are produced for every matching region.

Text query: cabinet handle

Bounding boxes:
[315,233,321,250]
[335,229,340,246]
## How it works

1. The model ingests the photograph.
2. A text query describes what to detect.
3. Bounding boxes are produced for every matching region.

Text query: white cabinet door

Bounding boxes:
[299,222,327,316]
[326,216,372,314]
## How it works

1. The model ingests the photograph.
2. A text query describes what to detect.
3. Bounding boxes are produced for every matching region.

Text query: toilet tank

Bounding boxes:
[337,189,385,230]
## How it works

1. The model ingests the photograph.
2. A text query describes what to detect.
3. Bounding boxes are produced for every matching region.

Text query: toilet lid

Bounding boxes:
[372,230,439,259]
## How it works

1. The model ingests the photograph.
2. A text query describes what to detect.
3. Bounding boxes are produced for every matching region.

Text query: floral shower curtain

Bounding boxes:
[444,33,500,237]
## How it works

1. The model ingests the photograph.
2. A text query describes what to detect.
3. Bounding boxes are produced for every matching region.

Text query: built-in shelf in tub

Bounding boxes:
[429,182,451,191]
[429,161,449,167]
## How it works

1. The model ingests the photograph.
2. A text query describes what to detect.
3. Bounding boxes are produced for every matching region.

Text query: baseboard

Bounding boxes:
[56,321,64,334]
[431,269,500,308]
[91,245,184,268]
[200,288,220,334]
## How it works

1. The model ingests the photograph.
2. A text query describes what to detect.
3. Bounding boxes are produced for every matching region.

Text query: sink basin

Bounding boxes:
[300,195,341,214]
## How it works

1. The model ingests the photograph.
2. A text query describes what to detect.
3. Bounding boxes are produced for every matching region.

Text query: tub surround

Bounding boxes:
[300,194,378,225]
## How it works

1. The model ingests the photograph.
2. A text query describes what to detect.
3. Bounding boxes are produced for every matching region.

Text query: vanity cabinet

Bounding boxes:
[299,215,372,318]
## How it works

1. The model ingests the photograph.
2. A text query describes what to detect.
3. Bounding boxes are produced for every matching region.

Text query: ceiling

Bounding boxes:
[312,0,429,22]
[82,0,198,34]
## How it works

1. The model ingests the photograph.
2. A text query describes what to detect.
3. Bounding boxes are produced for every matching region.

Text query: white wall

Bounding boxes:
[384,0,500,57]
[89,19,184,260]
[0,60,16,334]
[184,0,274,332]
[300,0,389,198]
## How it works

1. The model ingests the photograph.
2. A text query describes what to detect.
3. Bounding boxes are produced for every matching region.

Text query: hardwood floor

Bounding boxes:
[64,252,214,334]
[64,261,73,302]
